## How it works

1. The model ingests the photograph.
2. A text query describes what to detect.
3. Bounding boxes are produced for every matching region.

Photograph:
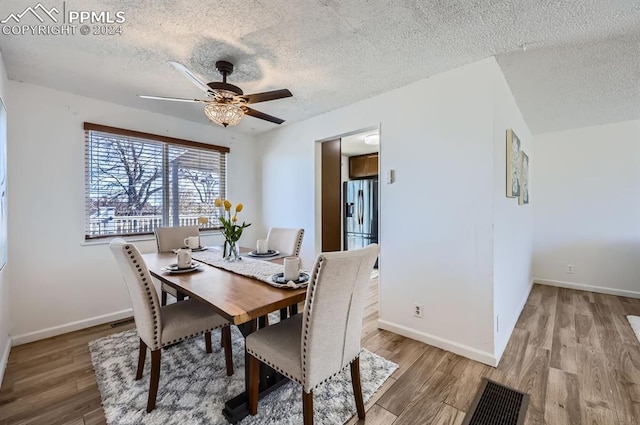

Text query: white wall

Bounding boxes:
[0,52,11,386]
[260,58,502,364]
[341,154,349,183]
[1,55,535,368]
[6,81,260,343]
[533,120,640,297]
[490,62,533,359]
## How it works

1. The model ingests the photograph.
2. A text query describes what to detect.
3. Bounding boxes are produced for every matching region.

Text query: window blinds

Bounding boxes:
[84,123,228,239]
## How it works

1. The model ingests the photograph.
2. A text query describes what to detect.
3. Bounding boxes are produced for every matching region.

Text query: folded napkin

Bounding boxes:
[285,280,305,289]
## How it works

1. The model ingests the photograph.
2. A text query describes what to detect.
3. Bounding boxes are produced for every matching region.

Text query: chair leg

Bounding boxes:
[303,389,314,425]
[222,326,233,376]
[280,308,288,321]
[161,291,167,306]
[136,338,147,380]
[204,331,212,354]
[146,349,161,413]
[350,356,365,420]
[248,353,260,415]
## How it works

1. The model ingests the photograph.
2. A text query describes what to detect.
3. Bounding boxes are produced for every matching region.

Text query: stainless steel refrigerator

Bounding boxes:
[344,179,378,250]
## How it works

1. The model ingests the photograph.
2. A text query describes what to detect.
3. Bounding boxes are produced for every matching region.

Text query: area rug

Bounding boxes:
[89,324,397,425]
[628,315,640,344]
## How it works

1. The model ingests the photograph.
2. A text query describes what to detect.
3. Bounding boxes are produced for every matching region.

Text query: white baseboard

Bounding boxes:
[534,278,640,299]
[377,319,498,367]
[11,309,133,346]
[0,338,11,388]
[494,278,535,363]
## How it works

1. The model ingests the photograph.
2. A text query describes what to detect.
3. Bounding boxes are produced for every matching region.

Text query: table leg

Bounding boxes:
[222,319,289,424]
[258,315,267,329]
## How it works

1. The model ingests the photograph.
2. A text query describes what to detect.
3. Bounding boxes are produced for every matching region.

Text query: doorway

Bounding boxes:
[318,128,380,257]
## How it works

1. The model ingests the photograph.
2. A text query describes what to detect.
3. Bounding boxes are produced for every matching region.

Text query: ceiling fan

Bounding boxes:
[139,61,292,127]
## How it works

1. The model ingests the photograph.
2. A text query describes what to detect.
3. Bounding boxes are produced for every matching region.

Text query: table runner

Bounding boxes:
[182,245,291,261]
[191,249,308,289]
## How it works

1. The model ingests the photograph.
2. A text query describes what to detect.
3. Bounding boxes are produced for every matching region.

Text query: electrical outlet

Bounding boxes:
[413,303,424,318]
[567,264,574,274]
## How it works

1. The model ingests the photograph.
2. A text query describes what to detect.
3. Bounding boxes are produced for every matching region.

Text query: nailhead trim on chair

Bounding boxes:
[250,250,366,392]
[309,354,359,391]
[125,244,161,350]
[294,229,304,256]
[246,346,302,384]
[246,344,360,392]
[299,255,361,392]
[247,251,318,389]
[301,256,324,391]
[162,324,230,348]
[125,243,230,350]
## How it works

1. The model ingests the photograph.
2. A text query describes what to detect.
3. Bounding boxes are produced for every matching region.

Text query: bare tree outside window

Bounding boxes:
[89,136,163,217]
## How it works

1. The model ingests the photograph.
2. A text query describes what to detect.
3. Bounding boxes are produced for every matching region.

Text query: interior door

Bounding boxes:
[321,139,342,252]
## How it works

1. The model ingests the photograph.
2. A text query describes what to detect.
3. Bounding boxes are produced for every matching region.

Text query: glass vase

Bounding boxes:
[224,239,240,262]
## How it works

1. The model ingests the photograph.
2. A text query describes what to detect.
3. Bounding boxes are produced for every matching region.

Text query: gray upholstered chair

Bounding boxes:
[109,238,233,413]
[266,227,304,256]
[154,226,200,305]
[246,244,379,425]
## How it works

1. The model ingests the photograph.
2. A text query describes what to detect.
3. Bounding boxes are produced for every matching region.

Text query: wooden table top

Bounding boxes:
[143,251,306,326]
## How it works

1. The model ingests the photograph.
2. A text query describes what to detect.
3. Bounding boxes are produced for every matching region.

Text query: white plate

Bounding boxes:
[163,263,202,274]
[174,246,208,252]
[246,250,280,258]
[271,272,309,285]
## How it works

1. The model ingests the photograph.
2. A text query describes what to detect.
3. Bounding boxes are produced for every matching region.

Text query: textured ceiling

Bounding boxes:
[0,0,638,135]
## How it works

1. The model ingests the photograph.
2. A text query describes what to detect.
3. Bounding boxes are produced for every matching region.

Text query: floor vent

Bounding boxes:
[110,318,134,328]
[461,378,529,425]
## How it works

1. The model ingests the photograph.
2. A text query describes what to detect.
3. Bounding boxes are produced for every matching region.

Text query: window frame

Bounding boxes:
[83,122,229,240]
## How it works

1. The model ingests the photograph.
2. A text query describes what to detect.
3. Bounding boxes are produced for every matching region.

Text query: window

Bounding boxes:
[84,123,229,239]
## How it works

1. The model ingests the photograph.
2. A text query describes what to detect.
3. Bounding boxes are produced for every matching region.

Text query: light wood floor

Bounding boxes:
[1,283,640,424]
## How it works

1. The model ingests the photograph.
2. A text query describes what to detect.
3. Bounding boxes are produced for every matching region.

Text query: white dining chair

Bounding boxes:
[264,227,305,322]
[245,244,379,425]
[266,227,304,256]
[154,226,200,305]
[109,238,233,412]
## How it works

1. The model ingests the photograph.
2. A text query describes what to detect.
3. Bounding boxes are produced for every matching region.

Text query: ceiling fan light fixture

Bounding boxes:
[204,103,244,127]
[364,134,379,145]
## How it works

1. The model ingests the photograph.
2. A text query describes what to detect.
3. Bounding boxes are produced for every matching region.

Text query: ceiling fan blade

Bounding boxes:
[138,94,201,103]
[169,61,212,94]
[241,89,292,104]
[242,106,285,124]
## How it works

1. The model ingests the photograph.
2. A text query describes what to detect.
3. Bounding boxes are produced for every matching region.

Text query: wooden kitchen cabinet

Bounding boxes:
[349,153,379,179]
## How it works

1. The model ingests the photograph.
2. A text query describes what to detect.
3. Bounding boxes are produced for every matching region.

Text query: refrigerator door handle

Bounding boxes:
[357,190,364,225]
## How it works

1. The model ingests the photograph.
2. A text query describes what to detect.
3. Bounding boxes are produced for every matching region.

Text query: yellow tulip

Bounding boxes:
[197,216,208,225]
[223,200,232,211]
[232,215,238,223]
[235,203,244,213]
[214,198,222,208]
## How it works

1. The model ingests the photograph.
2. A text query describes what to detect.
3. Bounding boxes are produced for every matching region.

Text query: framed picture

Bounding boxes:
[506,129,520,198]
[0,96,6,271]
[519,151,529,205]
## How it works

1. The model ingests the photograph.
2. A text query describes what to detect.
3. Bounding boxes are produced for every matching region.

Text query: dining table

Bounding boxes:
[142,247,307,424]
